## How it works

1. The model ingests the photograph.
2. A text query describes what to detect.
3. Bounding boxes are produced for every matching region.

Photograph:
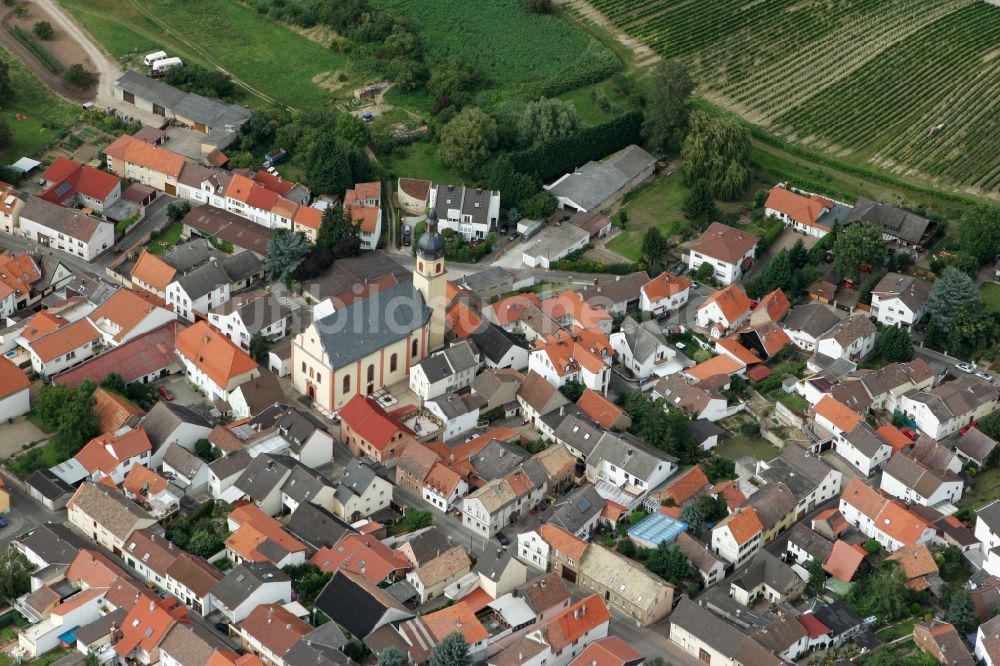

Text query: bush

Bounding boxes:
[64,63,92,87]
[758,219,785,251]
[739,422,760,436]
[33,21,53,40]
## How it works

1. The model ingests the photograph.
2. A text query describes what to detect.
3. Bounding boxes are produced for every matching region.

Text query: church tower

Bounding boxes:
[414,208,448,351]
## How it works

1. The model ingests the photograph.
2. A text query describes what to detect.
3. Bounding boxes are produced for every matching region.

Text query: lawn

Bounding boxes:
[606,173,691,261]
[715,434,780,462]
[970,466,1000,508]
[777,393,810,413]
[57,0,348,112]
[146,222,184,255]
[981,283,1000,314]
[384,141,463,185]
[0,48,78,165]
[0,648,67,666]
[875,620,915,641]
[8,439,64,479]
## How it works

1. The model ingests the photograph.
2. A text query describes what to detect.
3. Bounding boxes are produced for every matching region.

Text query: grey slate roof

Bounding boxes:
[846,198,934,246]
[232,373,287,416]
[782,303,842,338]
[546,145,655,211]
[821,313,876,347]
[284,624,351,666]
[471,440,525,481]
[427,392,486,419]
[730,550,801,598]
[282,462,333,504]
[210,290,290,335]
[115,70,186,107]
[336,459,380,503]
[872,272,931,312]
[175,258,231,300]
[398,528,453,566]
[841,421,886,457]
[140,401,212,448]
[470,324,527,365]
[209,448,252,481]
[74,608,127,647]
[25,469,74,501]
[589,431,676,479]
[618,316,691,367]
[249,403,326,450]
[211,562,289,609]
[313,282,431,371]
[234,453,295,502]
[221,251,263,283]
[473,546,520,583]
[16,523,88,566]
[957,428,998,465]
[162,240,217,273]
[784,523,833,563]
[22,196,105,243]
[674,531,723,576]
[299,251,411,303]
[553,411,603,457]
[161,442,206,480]
[541,483,604,535]
[580,271,649,308]
[416,340,478,380]
[432,185,498,228]
[285,502,356,551]
[669,596,748,658]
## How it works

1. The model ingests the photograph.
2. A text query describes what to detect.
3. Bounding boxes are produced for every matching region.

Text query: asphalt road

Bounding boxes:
[0,471,67,551]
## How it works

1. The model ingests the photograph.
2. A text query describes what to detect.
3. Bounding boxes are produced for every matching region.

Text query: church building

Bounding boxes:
[291,209,449,414]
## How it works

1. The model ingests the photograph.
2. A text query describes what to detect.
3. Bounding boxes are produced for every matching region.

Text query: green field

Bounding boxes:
[384,141,463,185]
[982,283,1000,314]
[606,174,690,261]
[583,0,1000,196]
[375,0,620,101]
[0,48,77,165]
[58,0,348,111]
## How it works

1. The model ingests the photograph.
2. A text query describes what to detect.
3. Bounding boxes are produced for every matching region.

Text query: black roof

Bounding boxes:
[315,571,411,639]
[17,523,89,566]
[470,323,527,364]
[285,502,356,551]
[812,601,864,636]
[26,469,74,501]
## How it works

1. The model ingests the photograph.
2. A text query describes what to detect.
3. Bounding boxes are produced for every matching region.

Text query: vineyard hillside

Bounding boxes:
[580,0,1000,197]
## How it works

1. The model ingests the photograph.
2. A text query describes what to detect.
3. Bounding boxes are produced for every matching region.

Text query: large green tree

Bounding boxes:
[520,98,580,146]
[483,154,539,208]
[378,647,406,666]
[264,229,311,285]
[959,204,1000,266]
[877,325,914,362]
[645,544,691,583]
[834,222,886,281]
[642,61,695,155]
[427,60,481,113]
[805,558,827,597]
[948,302,997,359]
[641,227,669,272]
[680,111,751,200]
[925,266,981,329]
[439,107,498,174]
[306,134,353,195]
[945,586,976,634]
[429,632,472,666]
[681,179,720,225]
[0,551,32,603]
[0,60,12,101]
[679,501,704,534]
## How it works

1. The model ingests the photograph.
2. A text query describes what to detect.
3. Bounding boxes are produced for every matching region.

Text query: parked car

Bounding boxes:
[495,532,510,546]
[975,371,993,382]
[158,385,175,401]
[672,262,687,275]
[691,282,700,290]
[956,362,976,373]
[0,516,9,529]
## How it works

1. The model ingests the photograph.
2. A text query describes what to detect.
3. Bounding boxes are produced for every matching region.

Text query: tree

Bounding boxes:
[427,60,481,113]
[53,380,99,459]
[166,200,191,224]
[33,21,53,40]
[805,557,826,597]
[877,325,914,362]
[520,98,580,146]
[163,64,238,100]
[959,205,1000,266]
[188,529,224,558]
[744,250,791,298]
[833,222,885,281]
[693,262,714,282]
[379,647,406,666]
[64,64,93,87]
[938,544,965,581]
[264,229,311,285]
[85,654,100,666]
[483,155,539,209]
[249,332,272,363]
[519,190,557,220]
[101,372,127,394]
[0,551,32,603]
[439,107,497,173]
[948,301,997,359]
[306,134,353,195]
[559,380,585,402]
[0,60,12,101]
[703,457,735,483]
[695,493,728,524]
[429,632,471,666]
[645,543,691,583]
[314,204,361,258]
[925,266,981,330]
[680,111,751,200]
[641,227,669,272]
[679,501,703,534]
[194,438,219,463]
[945,586,976,634]
[681,179,719,225]
[334,113,371,147]
[642,61,695,156]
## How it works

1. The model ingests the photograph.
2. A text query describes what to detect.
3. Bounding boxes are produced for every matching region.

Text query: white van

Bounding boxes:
[143,51,168,67]
[151,57,183,76]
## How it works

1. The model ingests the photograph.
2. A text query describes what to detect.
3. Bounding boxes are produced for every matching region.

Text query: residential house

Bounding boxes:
[423,461,468,513]
[470,324,530,371]
[0,356,29,420]
[104,134,186,193]
[406,545,472,603]
[576,389,630,431]
[900,374,1000,440]
[17,313,102,378]
[67,482,156,555]
[280,462,337,516]
[857,357,936,412]
[870,272,932,328]
[956,428,999,468]
[668,596,784,666]
[175,320,261,402]
[40,156,122,213]
[409,340,480,400]
[471,368,524,414]
[815,314,877,363]
[235,604,311,665]
[529,327,612,395]
[19,196,115,262]
[580,271,649,316]
[518,523,587,581]
[398,177,430,213]
[24,470,75,511]
[141,401,213,463]
[577,544,674,626]
[163,551,223,616]
[764,185,844,238]
[517,371,571,434]
[345,182,383,249]
[651,374,729,422]
[711,507,764,566]
[741,482,798,545]
[976,616,1000,666]
[569,637,644,666]
[333,459,392,521]
[585,432,677,500]
[880,453,964,506]
[839,479,936,552]
[975,501,1000,555]
[686,222,758,286]
[823,539,868,583]
[844,197,937,250]
[675,531,725,588]
[314,570,413,639]
[225,503,308,567]
[426,391,486,440]
[488,594,611,666]
[801,601,866,650]
[209,562,292,624]
[311,533,410,585]
[340,394,415,463]
[157,623,229,666]
[780,303,843,353]
[75,427,153,485]
[0,182,25,236]
[165,255,247,321]
[752,611,810,662]
[176,162,232,210]
[229,454,297,515]
[461,466,545,537]
[729,550,804,605]
[913,620,975,666]
[639,271,691,318]
[207,290,291,352]
[430,184,500,241]
[226,373,286,420]
[248,402,335,468]
[696,285,753,336]
[542,484,605,539]
[610,316,691,382]
[284,502,356,552]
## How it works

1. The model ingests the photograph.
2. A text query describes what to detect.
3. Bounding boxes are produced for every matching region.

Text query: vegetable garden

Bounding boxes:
[586,0,1000,195]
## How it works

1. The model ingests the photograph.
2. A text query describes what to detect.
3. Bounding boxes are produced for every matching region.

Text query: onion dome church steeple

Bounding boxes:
[418,207,446,261]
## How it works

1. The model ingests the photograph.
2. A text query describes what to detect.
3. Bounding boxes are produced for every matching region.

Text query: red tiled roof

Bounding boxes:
[93,387,145,434]
[238,604,311,658]
[700,285,753,324]
[446,299,483,339]
[115,594,190,657]
[76,428,152,475]
[569,637,643,666]
[765,187,832,229]
[539,523,587,561]
[0,253,41,297]
[545,595,611,651]
[576,388,626,429]
[339,394,414,450]
[654,466,710,506]
[105,135,185,178]
[799,613,830,639]
[690,222,758,264]
[717,337,761,366]
[823,540,867,582]
[754,289,791,323]
[310,534,410,583]
[53,322,181,388]
[422,602,489,645]
[877,425,912,453]
[0,356,29,399]
[491,293,541,326]
[746,365,773,382]
[686,354,745,382]
[176,321,259,389]
[814,396,863,433]
[716,507,763,545]
[131,250,177,293]
[123,464,169,498]
[642,271,691,302]
[89,288,166,343]
[460,587,494,613]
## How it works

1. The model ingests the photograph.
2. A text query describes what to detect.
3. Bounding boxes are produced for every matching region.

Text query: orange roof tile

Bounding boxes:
[447,299,483,338]
[886,544,938,579]
[422,602,489,645]
[823,540,867,582]
[310,534,410,583]
[491,293,541,326]
[716,337,761,366]
[699,284,753,323]
[686,353,745,381]
[115,594,189,657]
[93,387,145,434]
[123,464,169,498]
[545,595,611,651]
[0,357,29,399]
[238,604,311,658]
[20,311,66,343]
[754,289,791,323]
[425,462,462,497]
[576,388,626,429]
[877,501,932,546]
[811,508,849,537]
[339,394,414,450]
[716,507,763,545]
[754,322,792,357]
[877,425,912,453]
[539,523,588,561]
[602,501,628,523]
[840,479,888,519]
[104,135,185,178]
[642,271,691,302]
[29,317,100,363]
[570,637,644,666]
[90,288,165,342]
[66,548,127,588]
[293,205,322,231]
[654,466,710,506]
[51,588,104,616]
[347,204,380,233]
[460,587,494,613]
[764,188,833,229]
[226,504,306,563]
[75,428,152,475]
[131,250,177,293]
[505,467,535,497]
[176,321,259,389]
[0,253,41,296]
[690,222,758,265]
[814,396,863,433]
